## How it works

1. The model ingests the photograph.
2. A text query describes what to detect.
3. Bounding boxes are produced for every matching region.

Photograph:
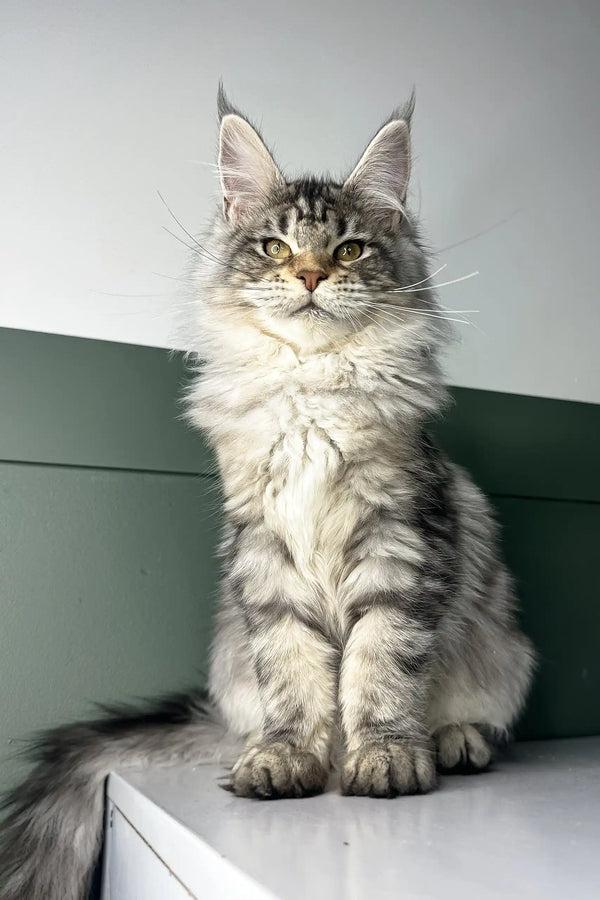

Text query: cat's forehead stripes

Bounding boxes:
[287,180,344,225]
[267,179,360,247]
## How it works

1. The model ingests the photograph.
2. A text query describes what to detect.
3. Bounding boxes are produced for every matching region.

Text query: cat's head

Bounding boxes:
[193,88,437,352]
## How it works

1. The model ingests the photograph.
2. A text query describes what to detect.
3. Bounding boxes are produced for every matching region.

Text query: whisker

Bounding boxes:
[353,305,394,336]
[157,191,271,285]
[353,311,390,337]
[401,310,471,325]
[162,226,211,261]
[396,263,447,291]
[369,306,456,332]
[189,160,220,169]
[355,301,472,327]
[161,227,269,293]
[357,298,479,316]
[437,209,521,254]
[388,310,469,326]
[152,271,186,283]
[388,271,479,293]
[89,290,170,298]
[387,309,470,326]
[382,304,479,315]
[158,192,238,271]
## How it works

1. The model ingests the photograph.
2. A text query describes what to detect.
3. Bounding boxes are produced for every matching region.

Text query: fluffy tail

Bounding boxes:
[0,690,241,900]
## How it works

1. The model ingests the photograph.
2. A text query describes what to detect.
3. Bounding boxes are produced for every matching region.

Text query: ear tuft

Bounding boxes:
[390,89,416,130]
[217,81,237,122]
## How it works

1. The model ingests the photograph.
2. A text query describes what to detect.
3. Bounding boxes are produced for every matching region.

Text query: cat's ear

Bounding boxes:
[344,96,414,226]
[218,90,283,224]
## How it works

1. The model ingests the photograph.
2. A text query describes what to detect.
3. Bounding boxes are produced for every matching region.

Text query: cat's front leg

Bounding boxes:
[339,595,438,798]
[227,524,338,799]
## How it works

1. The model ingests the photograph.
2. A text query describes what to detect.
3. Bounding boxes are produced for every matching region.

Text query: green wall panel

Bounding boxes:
[435,387,600,504]
[496,496,600,741]
[0,328,210,475]
[0,462,220,793]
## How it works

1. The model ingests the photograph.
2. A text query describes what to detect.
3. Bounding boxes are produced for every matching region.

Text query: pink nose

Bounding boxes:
[297,270,327,292]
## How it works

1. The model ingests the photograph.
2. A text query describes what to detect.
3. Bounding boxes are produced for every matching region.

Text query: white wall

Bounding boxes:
[1,0,598,404]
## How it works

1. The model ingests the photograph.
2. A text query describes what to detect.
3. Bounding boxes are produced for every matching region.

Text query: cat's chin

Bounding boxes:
[261,310,358,352]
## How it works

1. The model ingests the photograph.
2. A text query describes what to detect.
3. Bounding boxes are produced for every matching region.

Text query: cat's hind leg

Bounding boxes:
[428,626,534,775]
[433,723,492,773]
[432,469,536,775]
[428,617,534,775]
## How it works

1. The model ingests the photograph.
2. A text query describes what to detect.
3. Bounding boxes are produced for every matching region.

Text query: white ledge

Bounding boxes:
[103,736,600,899]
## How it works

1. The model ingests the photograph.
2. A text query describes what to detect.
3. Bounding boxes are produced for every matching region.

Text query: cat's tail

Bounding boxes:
[0,690,242,900]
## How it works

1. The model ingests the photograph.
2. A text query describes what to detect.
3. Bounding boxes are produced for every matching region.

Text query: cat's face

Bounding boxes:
[200,94,429,350]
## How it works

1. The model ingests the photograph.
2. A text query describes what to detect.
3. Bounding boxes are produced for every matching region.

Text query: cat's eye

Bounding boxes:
[264,239,292,259]
[334,241,363,262]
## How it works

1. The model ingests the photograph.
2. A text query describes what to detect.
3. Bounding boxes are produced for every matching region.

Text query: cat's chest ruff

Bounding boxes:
[239,351,367,463]
[264,386,347,504]
[262,406,353,591]
[254,359,363,565]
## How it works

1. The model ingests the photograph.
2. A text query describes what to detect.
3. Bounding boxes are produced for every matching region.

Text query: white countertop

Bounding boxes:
[107,736,600,900]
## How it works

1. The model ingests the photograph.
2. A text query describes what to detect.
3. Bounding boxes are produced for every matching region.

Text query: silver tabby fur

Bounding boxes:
[0,89,535,899]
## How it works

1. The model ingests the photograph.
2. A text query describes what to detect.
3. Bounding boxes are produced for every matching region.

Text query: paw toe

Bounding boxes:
[342,740,437,798]
[435,724,492,773]
[231,742,327,799]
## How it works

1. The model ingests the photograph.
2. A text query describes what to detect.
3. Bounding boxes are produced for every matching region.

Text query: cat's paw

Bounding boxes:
[341,739,437,798]
[230,741,328,799]
[434,723,492,773]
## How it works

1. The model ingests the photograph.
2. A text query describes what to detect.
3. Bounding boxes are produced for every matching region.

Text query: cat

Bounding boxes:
[0,88,535,900]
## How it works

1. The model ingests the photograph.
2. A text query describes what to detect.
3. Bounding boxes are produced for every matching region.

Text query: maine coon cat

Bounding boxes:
[0,89,535,899]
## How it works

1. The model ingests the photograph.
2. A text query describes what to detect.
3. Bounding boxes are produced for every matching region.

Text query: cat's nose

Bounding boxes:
[297,270,328,292]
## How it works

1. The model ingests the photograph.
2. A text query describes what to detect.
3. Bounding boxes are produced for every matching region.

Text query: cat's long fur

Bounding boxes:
[0,90,535,899]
